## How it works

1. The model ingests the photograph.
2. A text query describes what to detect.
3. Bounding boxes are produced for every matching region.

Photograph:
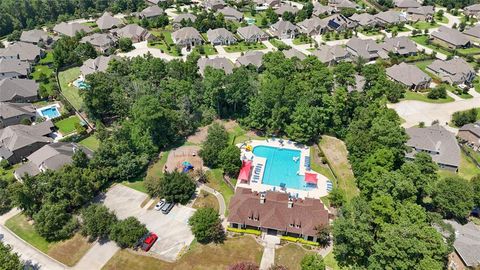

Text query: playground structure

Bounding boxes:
[165,146,203,173]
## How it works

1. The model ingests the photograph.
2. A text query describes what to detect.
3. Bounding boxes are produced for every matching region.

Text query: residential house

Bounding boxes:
[110,24,154,42]
[270,20,298,39]
[53,22,92,37]
[313,3,334,17]
[464,4,480,18]
[96,12,123,30]
[427,58,476,86]
[350,13,378,28]
[146,0,162,4]
[202,0,226,11]
[386,62,431,90]
[172,27,203,47]
[328,0,357,11]
[237,25,269,43]
[444,220,480,270]
[394,0,420,9]
[298,17,328,36]
[431,26,471,49]
[80,33,118,53]
[322,14,357,32]
[228,188,329,241]
[172,14,197,30]
[0,42,43,63]
[136,5,164,19]
[20,30,52,45]
[0,78,38,102]
[374,10,407,26]
[407,6,435,21]
[217,7,244,21]
[382,36,417,56]
[405,125,460,171]
[463,24,480,42]
[197,57,234,76]
[312,45,350,65]
[346,38,389,61]
[14,142,93,180]
[283,48,306,60]
[347,74,366,92]
[80,56,117,76]
[458,121,480,150]
[0,60,31,79]
[275,4,300,16]
[207,28,237,45]
[0,121,54,164]
[236,51,264,69]
[254,0,281,10]
[0,102,36,128]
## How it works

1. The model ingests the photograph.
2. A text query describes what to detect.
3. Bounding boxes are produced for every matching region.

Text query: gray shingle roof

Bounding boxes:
[237,25,268,40]
[346,38,389,60]
[350,13,377,27]
[20,30,50,44]
[172,27,203,44]
[374,10,407,24]
[348,74,365,92]
[407,5,434,16]
[282,48,306,60]
[322,14,357,31]
[0,78,38,102]
[96,12,123,30]
[444,220,480,267]
[465,4,480,13]
[217,7,244,20]
[0,102,35,119]
[312,45,349,64]
[197,57,234,76]
[405,125,460,168]
[80,56,116,76]
[464,24,480,39]
[0,121,53,152]
[173,13,197,23]
[394,0,420,8]
[138,5,164,18]
[382,36,417,55]
[298,17,327,35]
[0,42,42,62]
[236,51,264,68]
[275,4,299,15]
[111,24,152,40]
[0,59,30,77]
[270,20,298,36]
[206,28,237,43]
[431,26,471,47]
[386,62,430,87]
[53,22,92,37]
[427,58,475,84]
[329,0,357,9]
[313,3,334,16]
[459,121,480,138]
[80,33,117,49]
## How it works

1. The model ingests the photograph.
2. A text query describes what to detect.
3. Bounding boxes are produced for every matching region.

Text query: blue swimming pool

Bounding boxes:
[40,106,61,119]
[253,145,307,190]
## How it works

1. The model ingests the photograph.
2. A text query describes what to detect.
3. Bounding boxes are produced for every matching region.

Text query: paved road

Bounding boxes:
[282,39,313,56]
[200,185,227,219]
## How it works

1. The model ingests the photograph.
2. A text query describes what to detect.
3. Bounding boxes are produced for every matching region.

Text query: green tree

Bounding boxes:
[301,254,325,270]
[33,203,78,241]
[0,178,14,215]
[188,207,225,244]
[109,217,148,248]
[432,177,474,220]
[118,37,134,52]
[81,204,117,241]
[159,171,196,204]
[199,123,228,167]
[427,85,447,99]
[72,149,89,168]
[144,176,162,198]
[219,145,242,177]
[0,242,22,270]
[472,175,480,207]
[314,224,331,248]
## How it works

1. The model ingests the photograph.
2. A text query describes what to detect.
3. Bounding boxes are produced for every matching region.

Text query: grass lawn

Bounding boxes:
[224,41,267,53]
[387,25,410,32]
[58,67,84,110]
[403,90,454,103]
[192,44,218,56]
[474,78,480,93]
[227,124,265,145]
[82,21,97,28]
[79,135,100,151]
[410,35,452,56]
[0,164,18,179]
[39,51,54,64]
[205,168,234,211]
[412,21,439,30]
[269,38,289,49]
[437,151,480,181]
[275,244,315,270]
[324,252,341,270]
[192,190,219,212]
[435,13,449,24]
[102,236,263,270]
[445,84,473,99]
[293,37,313,45]
[243,11,268,28]
[360,29,382,36]
[457,47,480,55]
[310,147,336,182]
[55,115,80,135]
[122,151,170,194]
[5,213,92,266]
[319,136,358,202]
[32,65,54,80]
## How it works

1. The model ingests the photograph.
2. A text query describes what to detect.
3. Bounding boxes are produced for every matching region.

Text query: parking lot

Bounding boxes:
[101,184,196,262]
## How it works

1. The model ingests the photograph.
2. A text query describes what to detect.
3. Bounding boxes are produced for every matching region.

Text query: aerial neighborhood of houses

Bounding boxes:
[1,0,480,269]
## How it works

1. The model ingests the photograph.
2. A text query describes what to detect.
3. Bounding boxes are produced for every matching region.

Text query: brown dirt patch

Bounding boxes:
[48,234,93,266]
[165,145,203,173]
[186,120,239,145]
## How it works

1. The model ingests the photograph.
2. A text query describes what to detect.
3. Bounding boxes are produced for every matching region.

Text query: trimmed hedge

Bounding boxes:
[226,227,261,236]
[281,235,320,246]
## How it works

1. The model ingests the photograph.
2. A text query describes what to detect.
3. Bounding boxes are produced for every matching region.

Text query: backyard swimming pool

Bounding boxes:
[38,105,61,120]
[253,145,308,190]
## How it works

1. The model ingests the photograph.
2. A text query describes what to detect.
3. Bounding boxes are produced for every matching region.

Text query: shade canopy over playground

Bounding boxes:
[305,173,318,185]
[238,160,253,182]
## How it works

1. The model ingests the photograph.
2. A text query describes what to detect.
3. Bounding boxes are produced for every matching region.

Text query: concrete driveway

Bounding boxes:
[101,184,196,262]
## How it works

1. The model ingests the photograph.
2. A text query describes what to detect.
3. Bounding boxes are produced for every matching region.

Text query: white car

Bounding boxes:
[154,199,166,211]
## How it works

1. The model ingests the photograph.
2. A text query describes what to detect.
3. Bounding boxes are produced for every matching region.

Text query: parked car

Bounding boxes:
[161,201,174,214]
[134,233,149,250]
[154,199,166,211]
[141,233,158,252]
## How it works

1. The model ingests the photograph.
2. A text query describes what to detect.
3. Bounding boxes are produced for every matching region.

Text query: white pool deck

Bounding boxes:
[236,139,330,199]
[36,103,61,120]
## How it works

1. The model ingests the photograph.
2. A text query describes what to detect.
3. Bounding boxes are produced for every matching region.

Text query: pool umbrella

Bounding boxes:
[305,173,318,185]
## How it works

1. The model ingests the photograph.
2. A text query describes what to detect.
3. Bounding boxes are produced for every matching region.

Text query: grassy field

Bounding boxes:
[5,213,92,266]
[310,147,336,182]
[269,38,289,49]
[122,151,170,194]
[224,41,267,53]
[192,44,218,56]
[324,252,341,270]
[275,244,315,270]
[192,190,219,212]
[457,46,480,55]
[79,135,100,151]
[205,168,234,210]
[55,115,81,135]
[58,67,84,110]
[227,124,265,145]
[410,35,452,56]
[403,90,454,103]
[39,51,54,64]
[318,136,358,202]
[412,21,439,30]
[243,12,268,28]
[437,151,480,181]
[102,236,263,270]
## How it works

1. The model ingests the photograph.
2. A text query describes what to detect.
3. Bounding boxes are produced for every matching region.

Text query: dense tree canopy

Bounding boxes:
[188,207,225,244]
[200,123,229,168]
[158,171,196,204]
[81,204,118,241]
[109,217,148,248]
[0,242,22,270]
[432,177,474,220]
[301,254,325,270]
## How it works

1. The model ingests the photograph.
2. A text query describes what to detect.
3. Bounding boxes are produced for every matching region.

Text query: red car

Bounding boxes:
[141,233,158,251]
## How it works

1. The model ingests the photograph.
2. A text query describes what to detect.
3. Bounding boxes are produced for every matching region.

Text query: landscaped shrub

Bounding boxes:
[226,227,262,236]
[451,108,478,127]
[427,85,447,99]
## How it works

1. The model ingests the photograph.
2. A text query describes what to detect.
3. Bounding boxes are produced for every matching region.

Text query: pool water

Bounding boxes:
[253,145,307,190]
[40,107,61,119]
